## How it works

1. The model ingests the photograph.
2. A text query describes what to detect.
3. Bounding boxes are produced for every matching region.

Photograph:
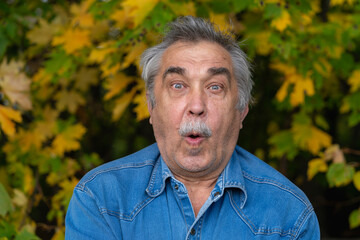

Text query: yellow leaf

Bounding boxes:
[121,0,160,27]
[104,73,133,100]
[209,13,229,32]
[52,28,91,54]
[271,63,314,106]
[271,10,291,32]
[51,227,65,240]
[12,189,27,207]
[26,18,61,45]
[55,89,86,113]
[292,124,332,154]
[70,0,95,28]
[24,167,34,194]
[0,105,22,136]
[133,90,150,121]
[348,70,360,93]
[101,61,121,78]
[52,124,86,156]
[88,44,116,64]
[121,42,147,69]
[252,31,272,55]
[290,77,315,106]
[0,59,32,110]
[32,68,52,84]
[276,81,290,102]
[353,171,360,191]
[74,67,99,91]
[110,8,134,29]
[18,128,44,152]
[163,0,195,16]
[112,89,136,121]
[308,127,332,154]
[308,158,328,180]
[313,58,332,78]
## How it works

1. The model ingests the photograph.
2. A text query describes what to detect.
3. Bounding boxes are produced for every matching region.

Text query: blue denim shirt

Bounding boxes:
[65,144,320,239]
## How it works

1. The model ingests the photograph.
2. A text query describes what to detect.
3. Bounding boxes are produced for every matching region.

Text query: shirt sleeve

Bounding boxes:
[65,186,119,240]
[295,210,321,240]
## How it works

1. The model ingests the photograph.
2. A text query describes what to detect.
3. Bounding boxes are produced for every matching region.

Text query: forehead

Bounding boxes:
[160,41,233,71]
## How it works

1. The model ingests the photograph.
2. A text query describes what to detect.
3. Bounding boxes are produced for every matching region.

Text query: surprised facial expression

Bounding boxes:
[148,41,248,180]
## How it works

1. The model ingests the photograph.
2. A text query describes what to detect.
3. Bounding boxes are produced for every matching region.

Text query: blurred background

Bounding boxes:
[0,0,360,239]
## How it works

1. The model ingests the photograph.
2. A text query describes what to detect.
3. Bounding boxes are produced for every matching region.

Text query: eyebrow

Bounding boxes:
[207,67,231,82]
[162,66,232,82]
[162,66,186,80]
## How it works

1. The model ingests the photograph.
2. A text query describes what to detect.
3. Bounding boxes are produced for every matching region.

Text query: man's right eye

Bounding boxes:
[172,83,183,89]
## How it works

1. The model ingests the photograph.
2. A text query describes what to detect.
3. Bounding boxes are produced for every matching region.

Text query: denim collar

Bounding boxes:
[146,148,247,208]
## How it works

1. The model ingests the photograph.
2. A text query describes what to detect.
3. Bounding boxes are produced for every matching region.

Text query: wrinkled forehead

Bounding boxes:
[159,41,234,72]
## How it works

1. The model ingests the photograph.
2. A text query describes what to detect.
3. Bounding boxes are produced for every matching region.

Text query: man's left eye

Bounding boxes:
[209,85,221,90]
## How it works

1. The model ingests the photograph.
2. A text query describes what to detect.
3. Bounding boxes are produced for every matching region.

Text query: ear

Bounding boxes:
[239,105,249,129]
[146,92,153,125]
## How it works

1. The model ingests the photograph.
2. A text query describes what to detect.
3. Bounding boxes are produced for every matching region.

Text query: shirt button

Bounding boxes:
[214,191,220,197]
[190,228,196,235]
[174,184,179,190]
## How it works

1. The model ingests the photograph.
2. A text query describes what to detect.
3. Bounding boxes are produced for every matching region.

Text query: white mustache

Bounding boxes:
[178,121,212,138]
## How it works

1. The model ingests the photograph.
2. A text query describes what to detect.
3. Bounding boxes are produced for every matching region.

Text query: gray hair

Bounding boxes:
[140,16,253,111]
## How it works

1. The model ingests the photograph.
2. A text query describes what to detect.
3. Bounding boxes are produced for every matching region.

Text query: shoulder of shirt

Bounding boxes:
[76,143,160,190]
[235,145,311,206]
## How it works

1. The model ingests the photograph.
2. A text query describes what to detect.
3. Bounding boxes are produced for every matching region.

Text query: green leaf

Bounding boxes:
[0,30,9,58]
[15,229,41,240]
[44,49,74,76]
[326,163,355,187]
[232,0,253,12]
[209,0,232,13]
[349,111,360,127]
[264,4,282,19]
[349,208,360,229]
[0,183,13,217]
[268,130,298,160]
[0,221,16,238]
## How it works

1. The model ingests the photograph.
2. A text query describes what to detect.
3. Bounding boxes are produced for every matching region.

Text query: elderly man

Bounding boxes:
[65,16,320,239]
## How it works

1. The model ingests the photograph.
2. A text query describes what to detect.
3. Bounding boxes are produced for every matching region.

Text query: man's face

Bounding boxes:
[148,41,248,180]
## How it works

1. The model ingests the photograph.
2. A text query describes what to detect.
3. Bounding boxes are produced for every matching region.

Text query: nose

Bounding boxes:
[187,89,206,117]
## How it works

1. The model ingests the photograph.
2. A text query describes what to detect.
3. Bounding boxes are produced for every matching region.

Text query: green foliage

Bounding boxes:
[0,0,360,238]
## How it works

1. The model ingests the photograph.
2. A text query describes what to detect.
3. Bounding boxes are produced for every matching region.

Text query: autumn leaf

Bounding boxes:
[100,61,121,78]
[121,42,147,69]
[121,0,160,27]
[271,10,291,32]
[52,123,86,156]
[272,63,315,106]
[0,105,22,137]
[0,59,32,110]
[74,67,99,91]
[252,31,273,55]
[55,89,86,113]
[104,73,133,100]
[292,124,332,154]
[88,43,116,64]
[348,69,360,93]
[308,158,328,180]
[26,18,61,45]
[133,90,150,121]
[112,89,137,121]
[353,171,360,191]
[52,28,91,54]
[70,0,95,28]
[164,0,196,16]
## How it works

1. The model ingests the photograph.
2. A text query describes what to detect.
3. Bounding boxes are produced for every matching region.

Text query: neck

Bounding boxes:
[173,173,219,217]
